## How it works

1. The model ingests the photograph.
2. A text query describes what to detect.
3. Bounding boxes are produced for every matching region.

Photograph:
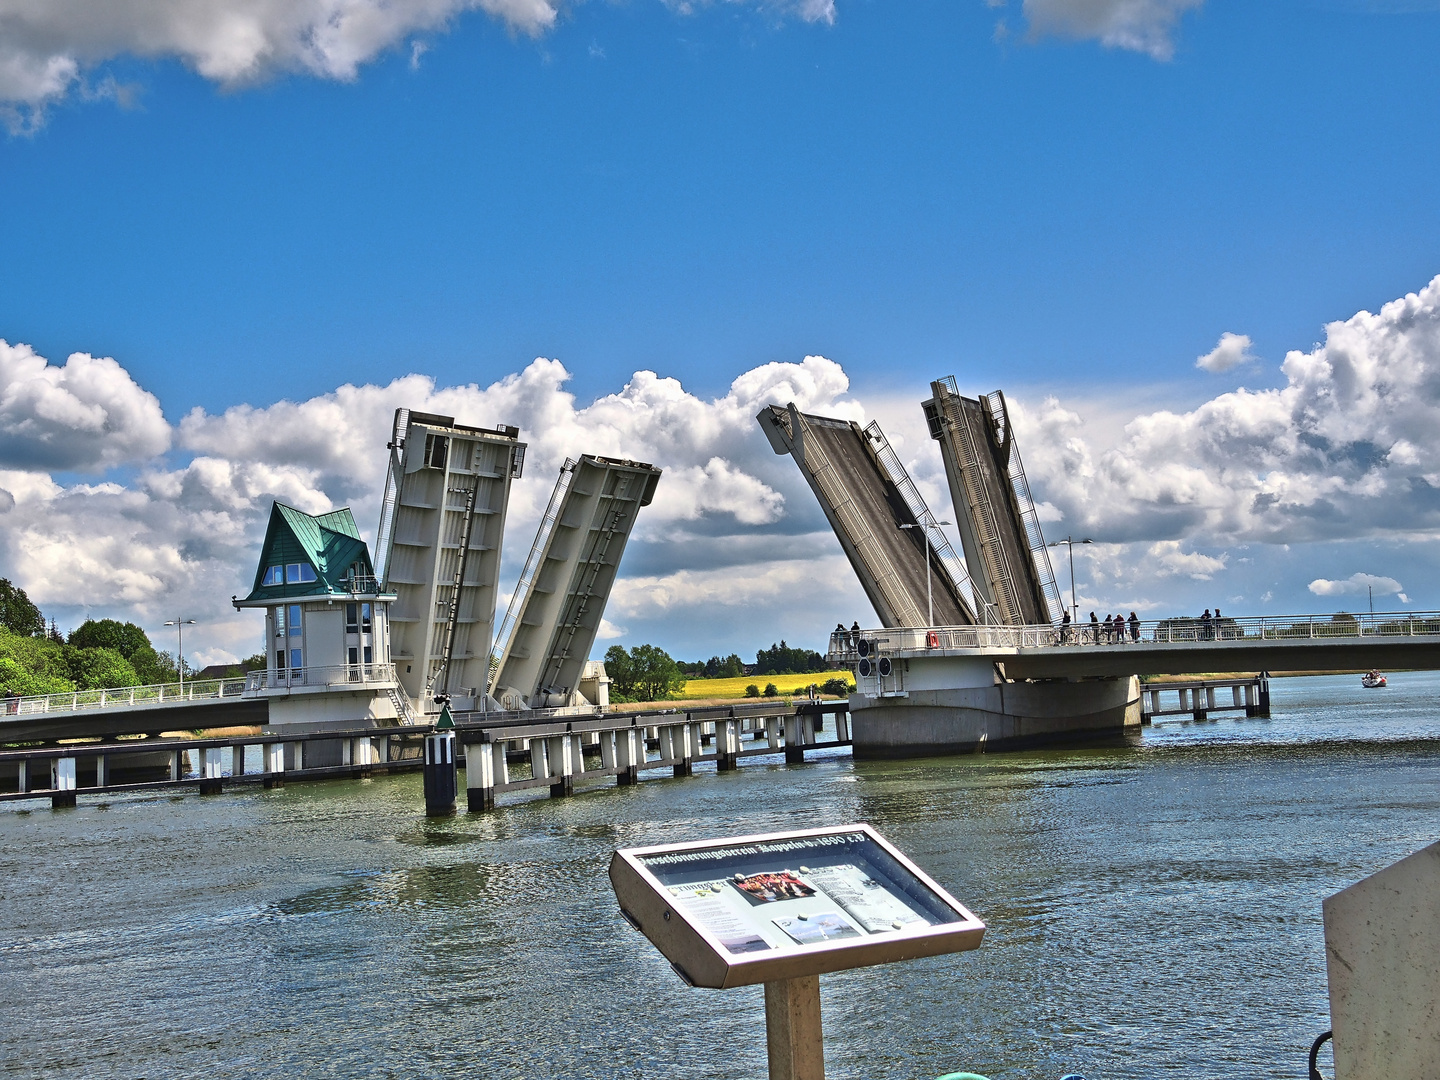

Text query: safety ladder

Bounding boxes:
[983,392,1064,623]
[487,458,579,695]
[934,379,1027,625]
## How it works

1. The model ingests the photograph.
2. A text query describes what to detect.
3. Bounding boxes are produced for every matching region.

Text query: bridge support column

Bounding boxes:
[716,719,739,772]
[285,742,304,773]
[784,716,805,764]
[835,711,850,743]
[464,741,495,811]
[16,758,27,794]
[93,754,107,789]
[670,725,693,778]
[200,747,224,794]
[51,757,77,809]
[423,729,457,817]
[545,735,576,797]
[616,729,641,785]
[168,749,182,782]
[1257,673,1271,718]
[766,716,781,751]
[261,742,284,788]
[230,744,246,779]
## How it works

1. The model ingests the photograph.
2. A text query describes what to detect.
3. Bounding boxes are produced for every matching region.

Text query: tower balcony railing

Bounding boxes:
[826,610,1440,662]
[244,662,399,692]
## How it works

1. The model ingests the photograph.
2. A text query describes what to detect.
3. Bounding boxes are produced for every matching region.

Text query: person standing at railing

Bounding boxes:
[1088,611,1099,645]
[1060,610,1072,644]
[1129,611,1141,643]
[1201,609,1214,641]
[850,621,861,650]
[1214,608,1224,640]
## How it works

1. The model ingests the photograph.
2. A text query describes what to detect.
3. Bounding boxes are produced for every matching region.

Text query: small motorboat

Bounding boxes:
[1362,669,1387,688]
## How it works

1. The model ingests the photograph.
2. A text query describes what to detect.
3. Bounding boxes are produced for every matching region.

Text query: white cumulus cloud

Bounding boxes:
[0,340,170,471]
[1196,331,1256,373]
[1022,0,1204,60]
[1308,573,1402,597]
[0,0,837,129]
[1016,272,1440,547]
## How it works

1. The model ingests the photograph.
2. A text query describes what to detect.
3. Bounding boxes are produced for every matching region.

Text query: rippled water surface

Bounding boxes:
[3,672,1439,1079]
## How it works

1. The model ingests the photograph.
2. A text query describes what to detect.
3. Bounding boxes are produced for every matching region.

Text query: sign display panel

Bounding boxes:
[610,824,985,988]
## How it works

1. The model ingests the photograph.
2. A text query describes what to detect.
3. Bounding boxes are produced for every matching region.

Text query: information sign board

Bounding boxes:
[609,823,985,988]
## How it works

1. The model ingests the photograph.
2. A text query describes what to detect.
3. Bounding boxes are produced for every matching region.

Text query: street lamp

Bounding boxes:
[1045,536,1093,623]
[900,520,953,627]
[165,619,196,690]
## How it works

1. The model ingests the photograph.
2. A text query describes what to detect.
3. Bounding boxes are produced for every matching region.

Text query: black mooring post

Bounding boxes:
[424,705,458,817]
[1258,671,1272,718]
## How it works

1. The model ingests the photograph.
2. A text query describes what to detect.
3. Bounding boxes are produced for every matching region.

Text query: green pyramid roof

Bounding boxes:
[241,502,379,604]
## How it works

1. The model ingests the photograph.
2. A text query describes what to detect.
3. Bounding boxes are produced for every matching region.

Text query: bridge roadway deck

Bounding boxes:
[830,612,1440,680]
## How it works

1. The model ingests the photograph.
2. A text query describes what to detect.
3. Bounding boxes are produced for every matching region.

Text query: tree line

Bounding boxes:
[678,640,829,678]
[0,578,261,698]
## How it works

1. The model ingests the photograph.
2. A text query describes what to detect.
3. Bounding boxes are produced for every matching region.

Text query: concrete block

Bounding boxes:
[1324,839,1440,1080]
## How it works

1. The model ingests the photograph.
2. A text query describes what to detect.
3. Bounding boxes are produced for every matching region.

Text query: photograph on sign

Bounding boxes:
[611,823,984,987]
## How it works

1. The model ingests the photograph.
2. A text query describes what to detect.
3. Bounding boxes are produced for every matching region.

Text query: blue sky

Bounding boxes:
[2,0,1439,665]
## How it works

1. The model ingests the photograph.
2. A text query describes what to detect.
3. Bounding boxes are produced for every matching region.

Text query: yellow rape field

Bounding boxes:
[676,672,853,700]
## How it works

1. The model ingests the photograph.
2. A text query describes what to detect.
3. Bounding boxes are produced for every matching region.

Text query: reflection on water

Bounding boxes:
[1,672,1438,1079]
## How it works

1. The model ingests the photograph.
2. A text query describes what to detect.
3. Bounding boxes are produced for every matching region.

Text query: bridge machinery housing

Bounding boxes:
[761,383,1142,758]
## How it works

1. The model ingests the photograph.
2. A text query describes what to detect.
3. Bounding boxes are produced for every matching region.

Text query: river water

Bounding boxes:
[3,672,1438,1080]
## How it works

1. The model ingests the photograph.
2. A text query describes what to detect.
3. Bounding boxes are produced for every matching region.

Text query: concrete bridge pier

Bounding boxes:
[715,719,739,772]
[51,757,76,809]
[261,742,285,788]
[199,748,225,794]
[615,729,642,785]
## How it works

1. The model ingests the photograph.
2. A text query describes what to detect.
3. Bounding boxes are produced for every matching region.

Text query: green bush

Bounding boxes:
[744,684,760,698]
[762,682,779,698]
[603,643,686,702]
[820,676,853,697]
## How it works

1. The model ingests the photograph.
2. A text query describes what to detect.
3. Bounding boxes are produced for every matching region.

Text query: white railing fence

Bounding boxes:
[2,677,249,718]
[828,610,1440,658]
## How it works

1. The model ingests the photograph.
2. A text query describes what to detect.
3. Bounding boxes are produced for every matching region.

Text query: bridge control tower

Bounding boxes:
[489,455,661,711]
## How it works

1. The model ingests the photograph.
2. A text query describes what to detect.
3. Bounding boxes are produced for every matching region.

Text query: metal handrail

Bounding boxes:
[826,610,1440,659]
[1,677,250,718]
[244,663,398,691]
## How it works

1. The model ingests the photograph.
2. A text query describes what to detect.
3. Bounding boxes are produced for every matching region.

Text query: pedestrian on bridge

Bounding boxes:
[1129,611,1141,643]
[1061,610,1072,643]
[1089,611,1099,644]
[1112,613,1126,642]
[1201,609,1214,641]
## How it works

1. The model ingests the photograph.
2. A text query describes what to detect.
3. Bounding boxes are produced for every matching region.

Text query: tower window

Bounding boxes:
[285,563,317,584]
[346,603,358,633]
[262,566,284,586]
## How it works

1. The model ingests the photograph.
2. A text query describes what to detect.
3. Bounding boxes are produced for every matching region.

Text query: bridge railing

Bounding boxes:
[827,610,1440,660]
[1,677,250,718]
[244,663,399,692]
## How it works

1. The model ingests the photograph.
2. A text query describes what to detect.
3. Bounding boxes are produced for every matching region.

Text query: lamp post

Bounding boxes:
[1045,536,1093,623]
[899,520,953,627]
[165,619,196,691]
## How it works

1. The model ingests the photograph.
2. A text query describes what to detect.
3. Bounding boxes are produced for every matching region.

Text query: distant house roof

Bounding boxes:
[239,502,383,605]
